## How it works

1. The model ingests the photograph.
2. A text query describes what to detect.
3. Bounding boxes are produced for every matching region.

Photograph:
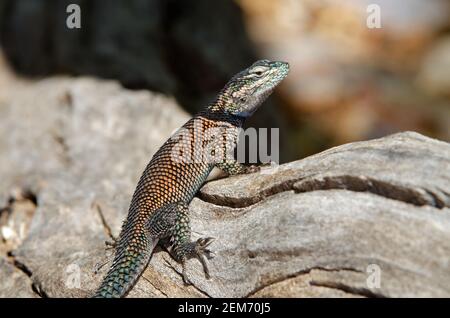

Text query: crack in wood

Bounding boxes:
[161,256,212,298]
[309,280,385,298]
[141,275,169,297]
[199,174,449,210]
[245,266,365,298]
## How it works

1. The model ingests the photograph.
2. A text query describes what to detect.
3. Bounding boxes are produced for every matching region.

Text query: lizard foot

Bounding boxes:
[245,161,275,173]
[94,257,111,274]
[177,237,215,285]
[104,237,117,251]
[244,165,260,174]
[94,236,117,273]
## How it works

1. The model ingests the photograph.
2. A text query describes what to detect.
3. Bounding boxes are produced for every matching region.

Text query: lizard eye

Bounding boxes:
[249,66,268,76]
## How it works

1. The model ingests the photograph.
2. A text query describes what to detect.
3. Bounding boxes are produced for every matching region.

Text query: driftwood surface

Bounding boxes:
[0,74,449,298]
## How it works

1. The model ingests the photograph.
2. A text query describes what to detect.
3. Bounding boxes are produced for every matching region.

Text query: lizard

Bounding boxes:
[93,59,289,298]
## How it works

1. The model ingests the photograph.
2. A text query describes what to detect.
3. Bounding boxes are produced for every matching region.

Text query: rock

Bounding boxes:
[0,257,37,298]
[0,74,449,297]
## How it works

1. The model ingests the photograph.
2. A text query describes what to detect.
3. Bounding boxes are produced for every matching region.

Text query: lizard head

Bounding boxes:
[215,59,289,118]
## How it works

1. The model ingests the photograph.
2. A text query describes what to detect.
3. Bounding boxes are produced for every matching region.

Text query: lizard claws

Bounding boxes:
[245,165,261,174]
[93,258,110,274]
[195,237,215,279]
[182,262,192,285]
[180,237,215,284]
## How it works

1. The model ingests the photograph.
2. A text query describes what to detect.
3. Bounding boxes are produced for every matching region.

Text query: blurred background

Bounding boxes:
[0,0,449,163]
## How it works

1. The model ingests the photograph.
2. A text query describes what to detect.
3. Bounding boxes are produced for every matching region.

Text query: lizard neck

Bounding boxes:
[200,101,246,128]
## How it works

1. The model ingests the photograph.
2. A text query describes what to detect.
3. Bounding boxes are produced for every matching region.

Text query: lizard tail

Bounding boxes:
[93,230,157,298]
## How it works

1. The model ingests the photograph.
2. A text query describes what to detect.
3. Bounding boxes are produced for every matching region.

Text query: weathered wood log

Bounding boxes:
[0,75,449,297]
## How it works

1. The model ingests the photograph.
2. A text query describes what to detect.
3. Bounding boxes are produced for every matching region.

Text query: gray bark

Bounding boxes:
[0,74,449,297]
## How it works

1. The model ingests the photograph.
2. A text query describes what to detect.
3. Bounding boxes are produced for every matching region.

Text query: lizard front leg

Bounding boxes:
[216,159,260,176]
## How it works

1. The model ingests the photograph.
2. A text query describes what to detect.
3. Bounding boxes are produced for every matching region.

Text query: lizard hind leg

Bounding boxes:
[93,202,179,298]
[169,202,215,285]
[93,239,117,274]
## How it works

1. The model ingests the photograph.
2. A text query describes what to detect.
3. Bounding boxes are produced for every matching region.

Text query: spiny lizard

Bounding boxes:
[93,59,289,297]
